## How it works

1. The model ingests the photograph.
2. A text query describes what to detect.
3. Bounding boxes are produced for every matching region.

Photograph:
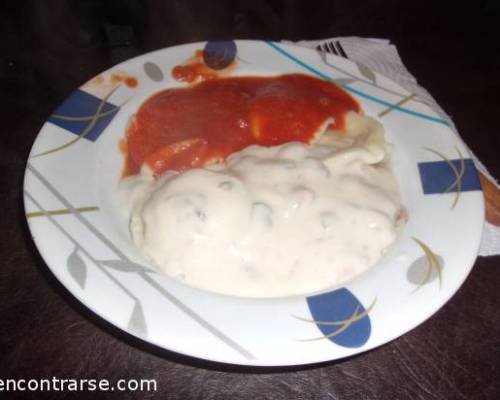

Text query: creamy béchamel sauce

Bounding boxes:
[120,112,405,297]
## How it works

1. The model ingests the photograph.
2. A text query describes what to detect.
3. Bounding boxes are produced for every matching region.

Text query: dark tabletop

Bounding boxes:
[1,1,499,399]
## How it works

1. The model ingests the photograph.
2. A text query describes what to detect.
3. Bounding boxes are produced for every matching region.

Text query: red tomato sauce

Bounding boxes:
[111,72,138,88]
[123,73,360,177]
[172,50,219,83]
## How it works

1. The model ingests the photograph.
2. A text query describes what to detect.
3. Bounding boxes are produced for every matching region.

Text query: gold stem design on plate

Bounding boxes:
[412,237,442,291]
[26,206,99,219]
[51,106,120,121]
[423,146,465,209]
[294,297,377,341]
[31,86,122,158]
[378,93,416,118]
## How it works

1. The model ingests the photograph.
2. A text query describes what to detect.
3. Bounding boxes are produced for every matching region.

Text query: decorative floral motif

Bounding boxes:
[143,62,164,82]
[26,206,99,219]
[410,237,443,291]
[128,302,147,336]
[422,147,465,209]
[67,246,87,289]
[407,254,444,288]
[298,289,374,347]
[203,40,237,70]
[34,87,122,157]
[378,93,416,118]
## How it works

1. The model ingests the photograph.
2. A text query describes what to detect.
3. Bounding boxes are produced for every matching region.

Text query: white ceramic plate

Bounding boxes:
[23,40,484,366]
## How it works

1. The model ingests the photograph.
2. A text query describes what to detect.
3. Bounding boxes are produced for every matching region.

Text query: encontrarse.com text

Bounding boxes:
[0,377,157,392]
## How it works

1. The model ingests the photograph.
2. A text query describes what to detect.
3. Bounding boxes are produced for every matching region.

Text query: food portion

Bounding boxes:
[122,73,360,177]
[121,111,405,297]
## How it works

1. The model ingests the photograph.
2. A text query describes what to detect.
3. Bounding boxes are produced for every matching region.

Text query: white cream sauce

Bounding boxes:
[120,112,404,297]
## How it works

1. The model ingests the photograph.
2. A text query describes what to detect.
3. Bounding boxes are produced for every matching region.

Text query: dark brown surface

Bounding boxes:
[1,1,499,399]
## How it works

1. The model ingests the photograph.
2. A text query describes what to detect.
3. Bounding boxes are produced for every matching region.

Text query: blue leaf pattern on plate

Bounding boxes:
[203,40,237,70]
[418,158,481,194]
[48,89,119,142]
[306,288,372,347]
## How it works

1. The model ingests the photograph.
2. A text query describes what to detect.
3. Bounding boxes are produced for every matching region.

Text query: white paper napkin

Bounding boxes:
[283,37,500,256]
